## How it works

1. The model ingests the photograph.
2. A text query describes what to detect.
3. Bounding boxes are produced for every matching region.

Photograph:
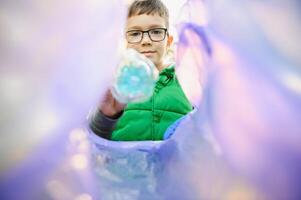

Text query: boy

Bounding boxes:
[89,0,192,141]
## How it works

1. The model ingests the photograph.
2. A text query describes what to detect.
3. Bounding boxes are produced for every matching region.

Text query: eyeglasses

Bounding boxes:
[126,28,168,44]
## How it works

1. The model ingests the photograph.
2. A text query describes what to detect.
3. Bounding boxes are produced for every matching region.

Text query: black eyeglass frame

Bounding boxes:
[126,28,168,44]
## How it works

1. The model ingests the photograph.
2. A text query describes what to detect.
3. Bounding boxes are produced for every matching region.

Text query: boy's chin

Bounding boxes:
[146,57,156,65]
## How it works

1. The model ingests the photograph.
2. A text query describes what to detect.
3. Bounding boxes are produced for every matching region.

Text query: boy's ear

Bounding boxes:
[167,35,173,46]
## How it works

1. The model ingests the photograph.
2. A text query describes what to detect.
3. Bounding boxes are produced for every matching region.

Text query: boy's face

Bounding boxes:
[126,14,172,71]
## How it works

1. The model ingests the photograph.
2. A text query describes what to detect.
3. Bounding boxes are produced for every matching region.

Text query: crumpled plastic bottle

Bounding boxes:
[111,48,159,103]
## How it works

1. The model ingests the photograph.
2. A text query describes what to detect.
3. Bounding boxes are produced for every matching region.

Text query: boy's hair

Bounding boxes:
[128,0,169,29]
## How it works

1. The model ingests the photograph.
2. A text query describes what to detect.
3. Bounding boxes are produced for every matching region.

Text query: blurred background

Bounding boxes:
[1,0,301,199]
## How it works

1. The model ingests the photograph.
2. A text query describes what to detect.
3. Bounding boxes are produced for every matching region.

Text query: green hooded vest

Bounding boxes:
[111,65,192,141]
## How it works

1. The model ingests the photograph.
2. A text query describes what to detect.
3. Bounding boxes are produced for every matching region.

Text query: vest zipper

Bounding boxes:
[151,90,155,140]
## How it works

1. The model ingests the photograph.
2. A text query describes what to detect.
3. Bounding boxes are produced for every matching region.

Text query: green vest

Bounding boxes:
[111,65,192,141]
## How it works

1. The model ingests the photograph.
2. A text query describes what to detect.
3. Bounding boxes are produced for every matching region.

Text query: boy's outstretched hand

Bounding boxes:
[99,89,126,119]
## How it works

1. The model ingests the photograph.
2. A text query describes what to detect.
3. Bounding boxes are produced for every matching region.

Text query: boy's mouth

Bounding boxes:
[140,51,156,57]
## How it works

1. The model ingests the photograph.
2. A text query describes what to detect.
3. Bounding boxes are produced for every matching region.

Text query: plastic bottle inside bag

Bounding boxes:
[111,48,159,104]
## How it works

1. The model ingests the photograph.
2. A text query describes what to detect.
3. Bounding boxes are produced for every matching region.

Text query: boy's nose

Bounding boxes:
[141,32,152,44]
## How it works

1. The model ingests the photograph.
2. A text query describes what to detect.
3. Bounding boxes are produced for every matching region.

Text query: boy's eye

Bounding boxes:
[128,31,142,37]
[150,29,164,35]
